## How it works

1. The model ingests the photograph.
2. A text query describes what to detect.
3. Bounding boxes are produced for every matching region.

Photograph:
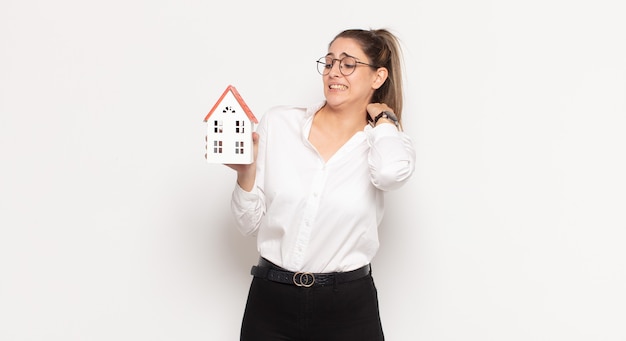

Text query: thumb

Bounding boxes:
[252,131,259,161]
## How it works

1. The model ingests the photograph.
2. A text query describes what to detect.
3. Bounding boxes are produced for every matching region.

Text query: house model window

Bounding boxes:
[235,120,245,133]
[213,120,223,133]
[204,85,258,164]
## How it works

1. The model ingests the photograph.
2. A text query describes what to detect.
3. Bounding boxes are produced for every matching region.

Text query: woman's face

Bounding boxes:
[322,37,380,110]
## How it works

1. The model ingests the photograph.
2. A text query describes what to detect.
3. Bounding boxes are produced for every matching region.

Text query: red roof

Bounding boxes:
[203,85,258,123]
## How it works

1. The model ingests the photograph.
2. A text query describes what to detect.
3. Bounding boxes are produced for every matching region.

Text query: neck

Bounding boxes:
[318,104,368,130]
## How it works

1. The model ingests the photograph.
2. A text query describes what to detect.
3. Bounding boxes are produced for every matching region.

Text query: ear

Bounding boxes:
[371,67,389,90]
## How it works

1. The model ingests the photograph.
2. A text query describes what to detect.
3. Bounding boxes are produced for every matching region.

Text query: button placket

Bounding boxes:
[291,168,327,268]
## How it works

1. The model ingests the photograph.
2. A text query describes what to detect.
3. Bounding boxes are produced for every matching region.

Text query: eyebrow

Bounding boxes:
[325,52,357,59]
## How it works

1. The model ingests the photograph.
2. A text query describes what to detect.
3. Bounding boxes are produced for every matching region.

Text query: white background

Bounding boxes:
[1,0,625,340]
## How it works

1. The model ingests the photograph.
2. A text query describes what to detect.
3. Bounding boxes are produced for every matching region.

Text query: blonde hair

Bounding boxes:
[331,28,405,123]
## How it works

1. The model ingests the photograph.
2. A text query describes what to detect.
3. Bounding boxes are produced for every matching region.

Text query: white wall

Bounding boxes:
[1,0,625,340]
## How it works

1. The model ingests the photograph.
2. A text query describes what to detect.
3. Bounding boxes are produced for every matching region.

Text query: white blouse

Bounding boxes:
[231,102,416,273]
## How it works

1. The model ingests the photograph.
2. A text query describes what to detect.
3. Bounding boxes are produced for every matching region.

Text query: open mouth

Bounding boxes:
[329,84,348,90]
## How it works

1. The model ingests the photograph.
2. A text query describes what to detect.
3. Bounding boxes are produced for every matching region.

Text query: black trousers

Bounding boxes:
[240,271,385,341]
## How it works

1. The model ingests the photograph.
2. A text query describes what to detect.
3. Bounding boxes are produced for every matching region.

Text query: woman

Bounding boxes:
[228,28,416,340]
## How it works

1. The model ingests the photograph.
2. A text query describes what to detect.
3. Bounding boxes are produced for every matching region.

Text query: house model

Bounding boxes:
[204,85,258,164]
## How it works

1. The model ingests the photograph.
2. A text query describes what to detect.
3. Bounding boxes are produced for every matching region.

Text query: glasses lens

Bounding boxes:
[339,56,357,76]
[317,57,332,75]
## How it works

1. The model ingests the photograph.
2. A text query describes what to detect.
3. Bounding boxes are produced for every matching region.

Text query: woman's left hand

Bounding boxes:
[366,103,394,122]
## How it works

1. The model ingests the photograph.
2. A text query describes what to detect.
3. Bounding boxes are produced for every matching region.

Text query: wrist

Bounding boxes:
[375,117,394,126]
[236,168,256,192]
[372,111,399,128]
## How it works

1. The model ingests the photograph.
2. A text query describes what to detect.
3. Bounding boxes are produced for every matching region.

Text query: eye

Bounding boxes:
[341,57,357,69]
[324,58,334,69]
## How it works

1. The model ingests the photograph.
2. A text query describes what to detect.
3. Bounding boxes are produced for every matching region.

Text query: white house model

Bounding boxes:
[204,85,258,164]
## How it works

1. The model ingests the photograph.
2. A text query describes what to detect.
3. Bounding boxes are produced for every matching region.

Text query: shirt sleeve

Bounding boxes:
[230,183,265,236]
[366,123,416,191]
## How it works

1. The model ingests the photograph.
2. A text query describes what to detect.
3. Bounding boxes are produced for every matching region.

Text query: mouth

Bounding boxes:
[329,84,348,90]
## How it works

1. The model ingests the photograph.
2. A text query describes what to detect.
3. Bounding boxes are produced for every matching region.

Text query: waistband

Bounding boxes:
[250,258,371,288]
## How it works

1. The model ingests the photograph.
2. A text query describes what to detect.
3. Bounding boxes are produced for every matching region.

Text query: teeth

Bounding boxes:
[330,84,347,90]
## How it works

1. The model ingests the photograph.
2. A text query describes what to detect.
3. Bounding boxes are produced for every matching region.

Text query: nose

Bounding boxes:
[328,60,342,76]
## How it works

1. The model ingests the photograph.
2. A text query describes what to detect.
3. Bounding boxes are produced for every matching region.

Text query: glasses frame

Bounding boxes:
[316,56,379,76]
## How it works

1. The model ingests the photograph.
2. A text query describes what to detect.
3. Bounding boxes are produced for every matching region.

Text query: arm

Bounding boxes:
[366,103,416,191]
[229,116,268,236]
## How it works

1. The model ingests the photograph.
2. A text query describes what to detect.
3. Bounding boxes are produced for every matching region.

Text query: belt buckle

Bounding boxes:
[293,271,315,287]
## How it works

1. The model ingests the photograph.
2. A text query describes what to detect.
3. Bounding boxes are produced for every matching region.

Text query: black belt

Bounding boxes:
[250,258,371,288]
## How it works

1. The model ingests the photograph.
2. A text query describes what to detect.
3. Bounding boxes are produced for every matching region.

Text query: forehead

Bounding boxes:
[327,37,366,59]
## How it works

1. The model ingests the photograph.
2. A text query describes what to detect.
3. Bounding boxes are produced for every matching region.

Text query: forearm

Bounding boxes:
[236,166,256,192]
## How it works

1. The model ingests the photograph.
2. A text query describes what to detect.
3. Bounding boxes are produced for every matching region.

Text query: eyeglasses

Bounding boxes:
[316,56,378,76]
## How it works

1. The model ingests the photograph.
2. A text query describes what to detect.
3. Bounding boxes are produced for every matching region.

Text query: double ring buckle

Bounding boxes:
[293,271,315,287]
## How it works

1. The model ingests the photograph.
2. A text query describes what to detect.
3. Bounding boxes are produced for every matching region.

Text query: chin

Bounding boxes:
[323,97,343,107]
